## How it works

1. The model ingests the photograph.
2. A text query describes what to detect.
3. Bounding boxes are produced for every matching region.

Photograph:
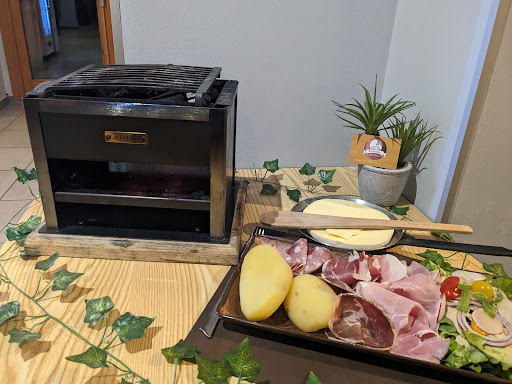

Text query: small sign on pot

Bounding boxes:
[348,133,401,170]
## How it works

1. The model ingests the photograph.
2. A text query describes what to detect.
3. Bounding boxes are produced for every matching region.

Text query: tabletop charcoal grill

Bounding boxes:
[23,64,238,242]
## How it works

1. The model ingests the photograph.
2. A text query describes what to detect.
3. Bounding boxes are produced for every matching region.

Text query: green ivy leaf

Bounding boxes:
[431,231,455,242]
[260,184,278,195]
[0,301,20,325]
[13,167,37,184]
[306,371,323,384]
[224,338,261,383]
[317,169,335,184]
[263,159,279,173]
[35,252,59,271]
[66,346,108,369]
[483,262,511,279]
[286,188,301,202]
[120,379,150,384]
[8,329,42,344]
[243,179,250,185]
[84,296,115,325]
[5,215,42,244]
[388,206,409,216]
[112,312,155,343]
[52,269,83,291]
[195,354,233,384]
[161,339,197,360]
[299,163,316,176]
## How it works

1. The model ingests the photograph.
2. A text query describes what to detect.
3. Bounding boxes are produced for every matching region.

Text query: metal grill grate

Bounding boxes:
[44,64,222,106]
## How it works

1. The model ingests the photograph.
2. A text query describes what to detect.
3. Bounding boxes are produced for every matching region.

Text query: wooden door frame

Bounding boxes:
[0,0,115,101]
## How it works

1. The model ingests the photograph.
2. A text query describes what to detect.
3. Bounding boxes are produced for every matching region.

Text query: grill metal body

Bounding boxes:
[23,64,238,241]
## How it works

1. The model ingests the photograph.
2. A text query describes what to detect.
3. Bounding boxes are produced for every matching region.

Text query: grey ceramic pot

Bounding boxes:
[357,162,412,206]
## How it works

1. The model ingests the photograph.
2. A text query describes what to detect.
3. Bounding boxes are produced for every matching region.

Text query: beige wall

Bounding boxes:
[443,3,512,248]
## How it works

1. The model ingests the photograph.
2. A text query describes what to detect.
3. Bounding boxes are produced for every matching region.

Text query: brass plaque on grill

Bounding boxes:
[105,131,148,144]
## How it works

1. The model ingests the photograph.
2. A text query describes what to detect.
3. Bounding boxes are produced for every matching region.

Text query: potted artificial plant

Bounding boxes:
[332,79,438,206]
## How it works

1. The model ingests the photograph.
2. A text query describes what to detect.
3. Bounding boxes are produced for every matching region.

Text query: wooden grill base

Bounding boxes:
[24,183,247,265]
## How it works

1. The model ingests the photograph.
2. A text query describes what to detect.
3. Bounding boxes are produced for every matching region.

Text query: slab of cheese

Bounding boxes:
[303,199,394,250]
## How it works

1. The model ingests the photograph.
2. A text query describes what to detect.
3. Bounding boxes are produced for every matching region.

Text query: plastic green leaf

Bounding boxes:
[51,269,83,291]
[263,159,279,173]
[66,346,108,369]
[306,371,323,384]
[195,353,233,384]
[299,163,316,176]
[260,184,278,195]
[432,231,455,242]
[8,329,42,344]
[112,312,155,343]
[483,262,511,279]
[13,167,37,184]
[388,206,409,216]
[35,252,59,271]
[120,379,150,384]
[317,169,335,184]
[286,188,301,202]
[5,215,42,244]
[0,301,20,324]
[84,296,115,325]
[224,338,261,383]
[161,339,197,360]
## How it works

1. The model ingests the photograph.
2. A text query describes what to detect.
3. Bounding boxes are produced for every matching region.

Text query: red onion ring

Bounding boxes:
[456,310,512,347]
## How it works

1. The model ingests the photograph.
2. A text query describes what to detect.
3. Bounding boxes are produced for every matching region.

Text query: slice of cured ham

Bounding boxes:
[386,273,442,330]
[355,281,449,363]
[305,247,333,274]
[328,293,395,350]
[284,238,308,275]
[378,254,408,283]
[321,258,357,287]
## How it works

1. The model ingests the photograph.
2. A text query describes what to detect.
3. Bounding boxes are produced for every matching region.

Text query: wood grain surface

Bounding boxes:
[0,166,486,384]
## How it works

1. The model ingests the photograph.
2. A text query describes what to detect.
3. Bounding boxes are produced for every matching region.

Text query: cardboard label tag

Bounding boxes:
[348,133,401,170]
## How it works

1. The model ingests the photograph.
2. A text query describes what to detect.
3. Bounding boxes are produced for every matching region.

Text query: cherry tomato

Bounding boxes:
[471,280,494,299]
[471,320,489,336]
[440,276,461,300]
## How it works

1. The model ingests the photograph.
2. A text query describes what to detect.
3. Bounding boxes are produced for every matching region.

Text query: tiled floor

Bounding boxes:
[0,101,37,243]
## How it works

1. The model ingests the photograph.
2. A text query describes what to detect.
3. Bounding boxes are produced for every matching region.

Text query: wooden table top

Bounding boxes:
[0,166,485,383]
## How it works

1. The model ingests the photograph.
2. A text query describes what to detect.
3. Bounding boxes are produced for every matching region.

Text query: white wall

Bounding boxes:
[109,0,125,64]
[381,0,498,221]
[120,0,398,168]
[0,30,12,97]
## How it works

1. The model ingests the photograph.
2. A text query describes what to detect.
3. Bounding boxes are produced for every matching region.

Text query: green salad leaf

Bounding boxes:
[66,346,108,369]
[465,331,512,371]
[260,184,278,195]
[417,249,455,274]
[224,338,261,383]
[483,262,511,279]
[457,287,470,313]
[8,329,42,344]
[317,169,335,184]
[490,278,512,301]
[444,338,488,369]
[438,317,458,339]
[263,159,279,173]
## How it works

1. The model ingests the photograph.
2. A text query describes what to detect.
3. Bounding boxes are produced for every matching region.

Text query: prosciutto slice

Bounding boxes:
[378,254,408,283]
[386,274,442,330]
[304,247,333,274]
[321,258,357,287]
[355,281,449,363]
[328,293,395,350]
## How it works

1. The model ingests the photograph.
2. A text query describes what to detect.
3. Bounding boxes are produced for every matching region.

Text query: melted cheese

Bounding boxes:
[303,199,394,250]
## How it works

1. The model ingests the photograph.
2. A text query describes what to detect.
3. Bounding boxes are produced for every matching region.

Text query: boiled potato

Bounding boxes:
[239,245,293,321]
[284,274,337,332]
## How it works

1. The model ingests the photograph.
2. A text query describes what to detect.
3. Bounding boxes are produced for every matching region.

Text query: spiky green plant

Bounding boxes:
[332,77,415,135]
[385,114,439,167]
